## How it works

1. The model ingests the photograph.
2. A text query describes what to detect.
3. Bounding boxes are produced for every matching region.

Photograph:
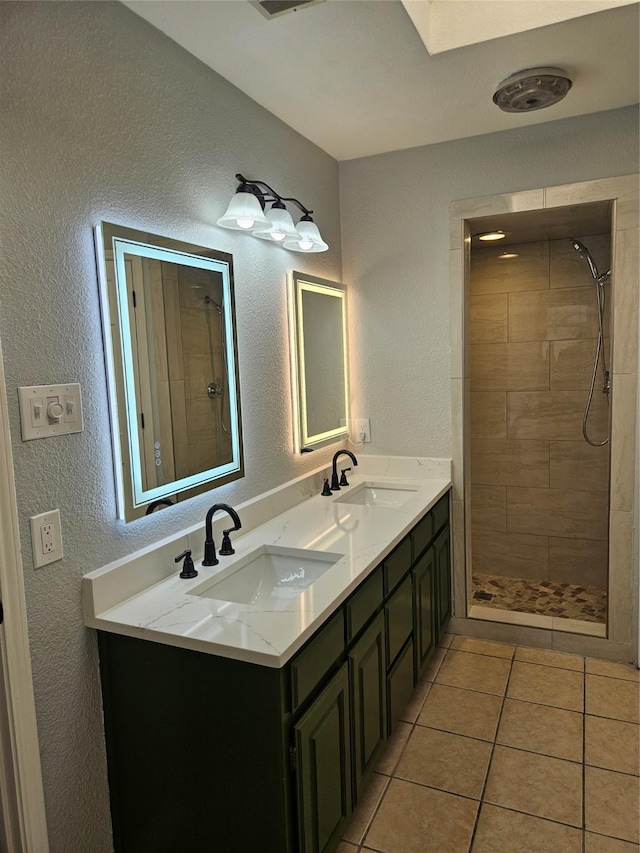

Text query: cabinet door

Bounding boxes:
[435,526,451,640]
[413,547,436,679]
[349,612,387,803]
[294,663,352,853]
[387,637,414,736]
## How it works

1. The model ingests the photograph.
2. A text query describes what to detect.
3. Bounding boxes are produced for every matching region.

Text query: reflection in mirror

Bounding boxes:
[96,223,244,521]
[288,272,349,453]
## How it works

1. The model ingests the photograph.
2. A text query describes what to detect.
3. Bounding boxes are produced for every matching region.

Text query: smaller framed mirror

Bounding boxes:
[288,271,349,453]
[96,223,244,521]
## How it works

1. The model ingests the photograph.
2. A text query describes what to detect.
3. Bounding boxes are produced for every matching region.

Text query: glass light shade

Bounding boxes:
[283,219,329,253]
[217,192,270,231]
[252,206,300,242]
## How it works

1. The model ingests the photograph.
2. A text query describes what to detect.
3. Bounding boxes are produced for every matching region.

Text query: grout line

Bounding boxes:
[466,649,515,852]
[358,647,449,849]
[582,657,587,853]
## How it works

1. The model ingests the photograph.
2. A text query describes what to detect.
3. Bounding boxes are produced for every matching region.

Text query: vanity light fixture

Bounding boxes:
[475,230,511,242]
[217,174,328,252]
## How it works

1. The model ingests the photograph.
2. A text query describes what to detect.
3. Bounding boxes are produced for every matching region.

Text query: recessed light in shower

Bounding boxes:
[475,230,511,241]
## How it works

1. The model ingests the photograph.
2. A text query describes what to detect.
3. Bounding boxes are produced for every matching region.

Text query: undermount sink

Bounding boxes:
[334,482,419,508]
[190,545,342,606]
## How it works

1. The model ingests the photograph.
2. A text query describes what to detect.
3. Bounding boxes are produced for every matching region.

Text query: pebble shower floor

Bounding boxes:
[471,573,606,624]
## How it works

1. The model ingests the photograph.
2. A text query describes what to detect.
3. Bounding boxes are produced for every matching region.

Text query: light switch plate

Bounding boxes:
[18,383,83,441]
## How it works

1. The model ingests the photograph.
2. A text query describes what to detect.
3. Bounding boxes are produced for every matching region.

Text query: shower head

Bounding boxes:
[204,294,223,313]
[569,238,602,282]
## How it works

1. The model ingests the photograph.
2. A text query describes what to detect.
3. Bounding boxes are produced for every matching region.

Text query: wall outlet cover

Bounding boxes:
[30,509,63,568]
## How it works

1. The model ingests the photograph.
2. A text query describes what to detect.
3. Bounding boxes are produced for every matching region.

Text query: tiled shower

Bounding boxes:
[468,233,611,624]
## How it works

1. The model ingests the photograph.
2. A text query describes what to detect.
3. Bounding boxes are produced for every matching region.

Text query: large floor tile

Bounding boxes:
[422,644,447,681]
[472,803,582,852]
[450,636,515,659]
[585,675,639,723]
[585,715,640,776]
[507,660,584,711]
[484,745,582,827]
[418,683,502,741]
[343,773,389,845]
[585,658,640,682]
[497,699,583,762]
[400,676,431,724]
[436,650,511,695]
[364,778,478,853]
[395,726,492,800]
[584,833,640,852]
[514,646,584,671]
[374,721,411,776]
[585,767,640,844]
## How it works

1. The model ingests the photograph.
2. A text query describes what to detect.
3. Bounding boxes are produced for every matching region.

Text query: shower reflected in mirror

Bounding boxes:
[96,223,244,522]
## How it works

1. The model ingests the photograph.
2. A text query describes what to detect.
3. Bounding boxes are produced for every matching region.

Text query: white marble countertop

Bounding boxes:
[83,459,451,668]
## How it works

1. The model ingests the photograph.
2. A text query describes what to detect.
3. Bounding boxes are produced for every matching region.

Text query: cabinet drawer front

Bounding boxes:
[432,492,450,535]
[291,610,345,713]
[411,511,434,560]
[385,574,413,667]
[345,566,383,643]
[383,537,412,595]
[387,637,415,736]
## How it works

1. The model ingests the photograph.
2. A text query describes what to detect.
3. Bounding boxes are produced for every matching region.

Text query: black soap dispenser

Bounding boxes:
[175,549,198,579]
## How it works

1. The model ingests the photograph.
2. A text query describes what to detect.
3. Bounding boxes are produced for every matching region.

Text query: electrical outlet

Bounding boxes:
[355,418,371,443]
[30,509,63,568]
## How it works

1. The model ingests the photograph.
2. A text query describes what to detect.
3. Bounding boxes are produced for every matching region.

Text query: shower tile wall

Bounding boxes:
[469,235,611,591]
[163,264,231,482]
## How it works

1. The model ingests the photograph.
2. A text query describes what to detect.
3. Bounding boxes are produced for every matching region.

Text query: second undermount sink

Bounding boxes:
[190,545,342,607]
[334,482,419,508]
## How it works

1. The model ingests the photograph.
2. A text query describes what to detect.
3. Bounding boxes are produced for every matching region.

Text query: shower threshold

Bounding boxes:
[469,604,607,638]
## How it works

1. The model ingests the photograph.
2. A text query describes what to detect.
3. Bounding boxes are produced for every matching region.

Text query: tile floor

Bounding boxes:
[338,634,640,853]
[472,573,607,624]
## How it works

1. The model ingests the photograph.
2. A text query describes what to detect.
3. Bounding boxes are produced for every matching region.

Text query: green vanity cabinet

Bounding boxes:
[413,546,436,678]
[294,663,352,853]
[98,488,452,853]
[349,612,387,800]
[434,524,451,642]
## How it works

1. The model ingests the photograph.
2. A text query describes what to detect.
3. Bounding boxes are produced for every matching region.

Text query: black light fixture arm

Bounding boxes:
[235,174,312,216]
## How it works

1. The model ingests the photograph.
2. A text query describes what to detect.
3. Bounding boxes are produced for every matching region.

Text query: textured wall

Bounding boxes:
[340,106,640,459]
[0,3,341,851]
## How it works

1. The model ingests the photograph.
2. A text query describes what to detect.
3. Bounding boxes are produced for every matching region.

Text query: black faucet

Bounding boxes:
[330,450,358,491]
[203,504,242,566]
[145,498,175,515]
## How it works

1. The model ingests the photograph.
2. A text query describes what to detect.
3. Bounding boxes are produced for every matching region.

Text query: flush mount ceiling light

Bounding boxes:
[499,252,520,259]
[474,230,511,242]
[493,67,573,113]
[217,174,328,252]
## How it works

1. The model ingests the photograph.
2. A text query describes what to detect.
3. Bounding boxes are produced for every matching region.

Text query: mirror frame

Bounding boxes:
[95,222,244,520]
[287,271,349,453]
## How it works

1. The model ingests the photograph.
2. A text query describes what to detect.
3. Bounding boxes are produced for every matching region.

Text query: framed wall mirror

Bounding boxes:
[288,271,349,453]
[96,222,244,521]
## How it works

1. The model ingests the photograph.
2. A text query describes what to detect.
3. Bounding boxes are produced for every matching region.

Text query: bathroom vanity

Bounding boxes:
[84,464,451,853]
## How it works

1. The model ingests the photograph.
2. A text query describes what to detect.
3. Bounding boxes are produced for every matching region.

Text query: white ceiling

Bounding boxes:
[123,0,640,161]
